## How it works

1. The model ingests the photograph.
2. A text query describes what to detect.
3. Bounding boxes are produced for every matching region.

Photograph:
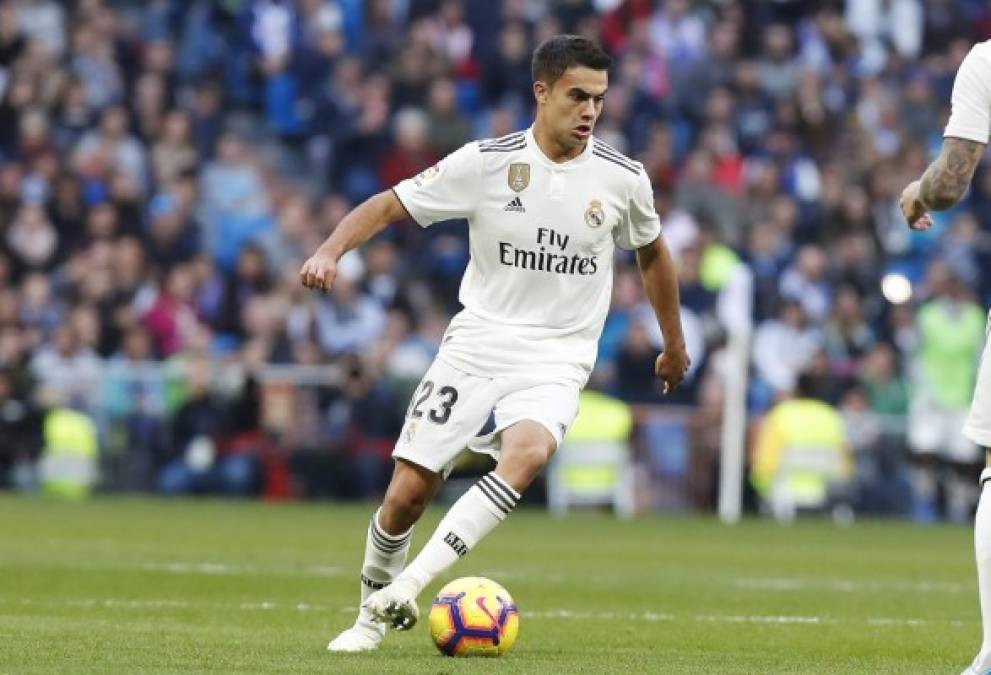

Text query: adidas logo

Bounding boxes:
[504,196,525,212]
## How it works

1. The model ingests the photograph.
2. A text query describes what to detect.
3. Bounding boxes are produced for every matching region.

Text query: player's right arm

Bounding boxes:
[302,143,479,291]
[901,43,990,230]
[300,190,409,290]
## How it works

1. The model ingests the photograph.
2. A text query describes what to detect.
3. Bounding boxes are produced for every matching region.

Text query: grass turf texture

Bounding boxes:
[0,494,979,674]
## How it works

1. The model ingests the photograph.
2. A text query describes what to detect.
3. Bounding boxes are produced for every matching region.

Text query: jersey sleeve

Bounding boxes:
[391,142,481,226]
[944,44,991,144]
[613,170,661,250]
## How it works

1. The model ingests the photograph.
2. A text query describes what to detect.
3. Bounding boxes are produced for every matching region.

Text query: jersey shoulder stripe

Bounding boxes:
[479,131,525,150]
[480,141,526,153]
[594,138,635,161]
[592,148,640,175]
[592,140,641,174]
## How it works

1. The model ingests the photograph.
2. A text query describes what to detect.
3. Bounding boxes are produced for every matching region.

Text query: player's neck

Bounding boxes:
[531,119,586,163]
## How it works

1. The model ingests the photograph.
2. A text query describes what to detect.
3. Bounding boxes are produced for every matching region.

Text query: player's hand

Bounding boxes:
[655,344,690,395]
[299,248,339,291]
[899,180,933,231]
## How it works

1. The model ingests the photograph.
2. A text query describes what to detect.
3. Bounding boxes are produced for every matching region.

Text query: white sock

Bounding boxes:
[971,469,991,670]
[356,508,413,627]
[395,471,520,597]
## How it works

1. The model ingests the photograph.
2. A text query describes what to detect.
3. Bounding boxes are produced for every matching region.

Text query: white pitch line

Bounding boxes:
[2,597,974,629]
[11,560,349,578]
[0,597,334,613]
[732,577,972,594]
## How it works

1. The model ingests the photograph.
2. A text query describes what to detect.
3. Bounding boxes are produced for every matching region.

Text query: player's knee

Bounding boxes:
[506,439,554,475]
[382,487,431,527]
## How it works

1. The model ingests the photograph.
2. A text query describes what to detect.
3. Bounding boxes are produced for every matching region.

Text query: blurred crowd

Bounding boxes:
[0,0,990,516]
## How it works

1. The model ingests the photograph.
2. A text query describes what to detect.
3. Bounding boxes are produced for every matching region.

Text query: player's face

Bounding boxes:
[536,66,608,149]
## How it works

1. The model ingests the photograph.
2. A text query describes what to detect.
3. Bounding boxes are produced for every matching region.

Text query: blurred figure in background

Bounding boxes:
[751,372,853,523]
[907,261,986,523]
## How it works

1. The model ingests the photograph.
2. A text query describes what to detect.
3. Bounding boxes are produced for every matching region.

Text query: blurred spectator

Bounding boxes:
[751,372,853,522]
[907,260,987,522]
[0,368,42,489]
[752,300,821,402]
[778,244,831,323]
[822,284,876,378]
[30,324,100,410]
[313,265,386,357]
[158,363,260,496]
[425,77,473,155]
[378,107,439,191]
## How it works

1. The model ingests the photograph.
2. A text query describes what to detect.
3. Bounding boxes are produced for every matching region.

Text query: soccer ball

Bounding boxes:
[428,576,519,657]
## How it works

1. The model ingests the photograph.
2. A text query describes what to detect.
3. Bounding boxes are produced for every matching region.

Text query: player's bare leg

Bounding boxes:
[328,459,442,652]
[964,449,991,674]
[364,420,555,631]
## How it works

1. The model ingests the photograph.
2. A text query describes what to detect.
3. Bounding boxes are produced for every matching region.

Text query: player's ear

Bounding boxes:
[533,80,548,105]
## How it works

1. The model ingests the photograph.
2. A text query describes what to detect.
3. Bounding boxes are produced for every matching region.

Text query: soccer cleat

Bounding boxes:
[327,621,385,653]
[962,648,991,675]
[363,580,420,631]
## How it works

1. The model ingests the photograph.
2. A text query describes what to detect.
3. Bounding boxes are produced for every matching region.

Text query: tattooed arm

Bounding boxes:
[900,43,991,230]
[919,137,986,210]
[900,138,986,230]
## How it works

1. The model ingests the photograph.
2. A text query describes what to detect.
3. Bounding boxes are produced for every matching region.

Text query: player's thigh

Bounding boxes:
[491,380,581,455]
[393,359,499,475]
[965,322,991,448]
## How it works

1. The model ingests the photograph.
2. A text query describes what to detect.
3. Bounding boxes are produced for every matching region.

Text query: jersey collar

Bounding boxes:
[524,126,594,170]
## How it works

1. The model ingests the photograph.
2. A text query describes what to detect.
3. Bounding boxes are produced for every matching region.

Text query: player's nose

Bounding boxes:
[580,99,595,119]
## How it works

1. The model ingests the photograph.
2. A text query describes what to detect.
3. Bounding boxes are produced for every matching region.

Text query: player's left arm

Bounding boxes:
[635,236,690,395]
[901,43,990,230]
[901,138,985,229]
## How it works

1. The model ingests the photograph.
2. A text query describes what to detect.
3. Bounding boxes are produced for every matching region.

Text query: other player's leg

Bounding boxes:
[364,419,555,629]
[327,459,441,652]
[965,449,991,675]
[963,316,991,675]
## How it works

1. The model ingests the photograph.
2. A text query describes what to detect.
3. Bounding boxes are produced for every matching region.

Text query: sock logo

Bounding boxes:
[360,573,388,590]
[443,531,469,557]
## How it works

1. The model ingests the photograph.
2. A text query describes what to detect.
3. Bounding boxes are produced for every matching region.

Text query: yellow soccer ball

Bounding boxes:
[428,576,519,657]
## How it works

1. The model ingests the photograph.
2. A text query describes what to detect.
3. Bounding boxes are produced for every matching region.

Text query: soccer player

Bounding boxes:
[899,41,991,675]
[301,35,690,653]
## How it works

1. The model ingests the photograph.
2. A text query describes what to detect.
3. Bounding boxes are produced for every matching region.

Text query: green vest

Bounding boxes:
[41,408,98,499]
[917,300,986,408]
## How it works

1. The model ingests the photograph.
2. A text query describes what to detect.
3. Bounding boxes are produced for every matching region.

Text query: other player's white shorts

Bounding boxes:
[392,357,581,475]
[963,311,991,448]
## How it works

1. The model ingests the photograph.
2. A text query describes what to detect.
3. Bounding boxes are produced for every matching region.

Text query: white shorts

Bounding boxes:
[964,311,991,448]
[392,357,581,475]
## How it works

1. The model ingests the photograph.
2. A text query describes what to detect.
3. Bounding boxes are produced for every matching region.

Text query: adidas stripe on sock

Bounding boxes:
[473,471,520,520]
[369,510,412,554]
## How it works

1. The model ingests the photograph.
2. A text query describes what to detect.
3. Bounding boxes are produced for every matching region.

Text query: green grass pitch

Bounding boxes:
[0,494,980,673]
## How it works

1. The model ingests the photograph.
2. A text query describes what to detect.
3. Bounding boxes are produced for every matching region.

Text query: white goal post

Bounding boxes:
[716,264,754,524]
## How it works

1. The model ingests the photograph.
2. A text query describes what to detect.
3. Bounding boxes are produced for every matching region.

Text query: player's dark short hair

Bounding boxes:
[531,35,612,86]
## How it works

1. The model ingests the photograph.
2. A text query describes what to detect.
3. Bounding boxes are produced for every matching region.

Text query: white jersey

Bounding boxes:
[945,40,991,144]
[392,127,661,386]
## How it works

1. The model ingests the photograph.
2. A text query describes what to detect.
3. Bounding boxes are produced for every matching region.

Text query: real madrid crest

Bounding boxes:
[508,163,530,193]
[584,199,605,228]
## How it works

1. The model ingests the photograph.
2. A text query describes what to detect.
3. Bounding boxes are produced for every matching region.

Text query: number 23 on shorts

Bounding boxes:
[407,380,460,425]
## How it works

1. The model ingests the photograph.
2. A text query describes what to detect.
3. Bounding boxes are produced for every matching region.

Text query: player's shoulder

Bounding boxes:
[589,137,645,186]
[472,130,529,172]
[967,39,991,64]
[477,130,527,154]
